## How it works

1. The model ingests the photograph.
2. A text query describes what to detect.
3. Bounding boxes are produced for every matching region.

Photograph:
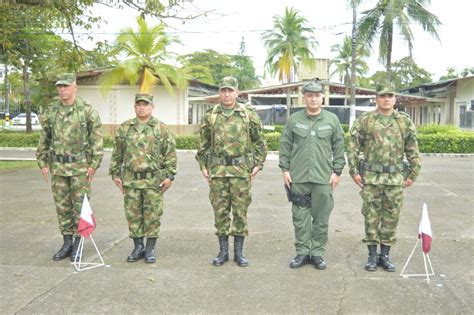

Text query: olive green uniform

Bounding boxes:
[279,109,345,256]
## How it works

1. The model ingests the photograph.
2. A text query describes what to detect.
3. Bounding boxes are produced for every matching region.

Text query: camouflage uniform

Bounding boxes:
[347,110,421,246]
[195,102,267,236]
[109,116,177,238]
[279,109,346,257]
[36,95,103,236]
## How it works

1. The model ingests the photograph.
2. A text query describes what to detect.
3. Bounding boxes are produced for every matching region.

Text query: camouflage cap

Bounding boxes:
[302,81,323,93]
[376,86,396,95]
[55,73,76,86]
[219,76,238,91]
[135,93,153,104]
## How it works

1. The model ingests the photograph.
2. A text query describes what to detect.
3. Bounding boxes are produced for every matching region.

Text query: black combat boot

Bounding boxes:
[311,256,326,270]
[365,245,378,271]
[212,235,229,266]
[70,237,82,261]
[378,244,396,272]
[144,238,157,263]
[289,254,310,269]
[127,237,145,262]
[234,236,248,267]
[52,235,73,261]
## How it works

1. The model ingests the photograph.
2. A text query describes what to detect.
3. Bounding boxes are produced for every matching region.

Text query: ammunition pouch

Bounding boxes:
[291,192,312,208]
[402,160,411,180]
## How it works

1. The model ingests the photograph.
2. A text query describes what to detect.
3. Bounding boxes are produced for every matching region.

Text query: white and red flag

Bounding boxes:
[418,203,432,254]
[77,194,96,238]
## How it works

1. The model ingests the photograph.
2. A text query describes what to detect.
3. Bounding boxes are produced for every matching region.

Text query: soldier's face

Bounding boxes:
[134,101,154,120]
[56,84,77,104]
[304,92,323,115]
[376,94,396,113]
[219,88,239,108]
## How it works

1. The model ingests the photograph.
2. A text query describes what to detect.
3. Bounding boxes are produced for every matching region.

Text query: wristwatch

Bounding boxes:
[333,170,342,176]
[166,175,175,181]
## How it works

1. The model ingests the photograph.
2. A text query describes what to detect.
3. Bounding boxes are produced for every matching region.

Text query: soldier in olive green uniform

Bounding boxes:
[36,73,103,261]
[347,85,421,272]
[196,77,267,267]
[109,93,177,263]
[279,81,345,270]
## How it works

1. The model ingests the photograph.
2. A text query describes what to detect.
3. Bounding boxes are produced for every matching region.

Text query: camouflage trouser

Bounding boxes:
[124,188,163,238]
[360,184,403,246]
[209,177,252,236]
[291,183,334,257]
[51,174,90,236]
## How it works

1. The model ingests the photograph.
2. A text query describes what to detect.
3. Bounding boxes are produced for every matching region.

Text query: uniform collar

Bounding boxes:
[304,109,323,120]
[130,116,158,126]
[217,102,245,112]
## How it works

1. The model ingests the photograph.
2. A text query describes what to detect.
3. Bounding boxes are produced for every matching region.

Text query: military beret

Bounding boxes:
[55,73,76,86]
[135,93,153,104]
[302,81,323,93]
[219,77,238,91]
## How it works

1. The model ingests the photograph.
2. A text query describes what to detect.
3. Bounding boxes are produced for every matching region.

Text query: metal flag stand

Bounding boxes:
[400,238,435,283]
[71,235,105,272]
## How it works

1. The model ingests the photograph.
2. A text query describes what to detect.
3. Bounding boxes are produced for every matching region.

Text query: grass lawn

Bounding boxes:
[0,160,38,172]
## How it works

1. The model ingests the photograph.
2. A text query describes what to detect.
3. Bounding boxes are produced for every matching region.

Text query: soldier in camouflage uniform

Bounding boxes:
[36,73,103,261]
[347,85,421,272]
[109,93,177,263]
[279,81,346,270]
[195,77,267,267]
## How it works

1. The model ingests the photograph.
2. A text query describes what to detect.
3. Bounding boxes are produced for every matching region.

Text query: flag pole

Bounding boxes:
[400,238,419,276]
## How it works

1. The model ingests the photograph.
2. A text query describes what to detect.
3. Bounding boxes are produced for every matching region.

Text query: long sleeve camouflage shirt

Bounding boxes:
[347,110,421,186]
[195,103,267,178]
[109,116,177,189]
[36,97,103,176]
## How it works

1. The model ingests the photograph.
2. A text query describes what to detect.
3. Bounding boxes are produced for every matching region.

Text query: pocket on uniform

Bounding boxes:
[293,127,309,138]
[317,130,332,138]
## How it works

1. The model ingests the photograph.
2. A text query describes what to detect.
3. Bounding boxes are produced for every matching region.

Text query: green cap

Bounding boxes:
[302,81,323,93]
[55,73,76,86]
[135,93,153,104]
[376,86,395,95]
[219,77,238,91]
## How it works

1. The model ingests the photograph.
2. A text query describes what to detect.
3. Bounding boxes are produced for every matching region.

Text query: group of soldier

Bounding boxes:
[37,72,420,272]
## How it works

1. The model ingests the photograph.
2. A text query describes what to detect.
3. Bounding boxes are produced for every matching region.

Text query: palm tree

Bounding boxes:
[100,17,187,95]
[357,0,441,82]
[261,7,317,83]
[331,36,370,105]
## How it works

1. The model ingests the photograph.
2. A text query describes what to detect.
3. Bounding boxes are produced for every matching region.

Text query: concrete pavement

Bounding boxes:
[0,150,473,314]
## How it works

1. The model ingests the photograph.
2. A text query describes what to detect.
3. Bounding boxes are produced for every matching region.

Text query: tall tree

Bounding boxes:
[357,0,441,82]
[232,37,260,90]
[100,17,187,95]
[261,7,316,83]
[391,56,432,89]
[331,36,370,105]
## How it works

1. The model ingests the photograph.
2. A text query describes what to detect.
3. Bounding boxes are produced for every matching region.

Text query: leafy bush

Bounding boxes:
[417,124,461,135]
[176,135,200,150]
[0,131,41,147]
[418,133,474,153]
[341,124,349,133]
[264,132,281,151]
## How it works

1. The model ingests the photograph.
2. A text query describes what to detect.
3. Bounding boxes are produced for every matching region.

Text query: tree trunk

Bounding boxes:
[286,87,291,120]
[22,60,32,133]
[386,23,394,85]
[349,2,357,128]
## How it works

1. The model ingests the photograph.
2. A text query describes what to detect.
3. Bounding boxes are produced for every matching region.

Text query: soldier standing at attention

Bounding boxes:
[347,85,421,272]
[279,81,345,270]
[195,77,267,267]
[36,73,103,261]
[109,93,177,263]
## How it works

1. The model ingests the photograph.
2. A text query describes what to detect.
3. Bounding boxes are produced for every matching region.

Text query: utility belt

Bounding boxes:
[359,161,403,174]
[51,152,85,163]
[209,155,249,166]
[126,170,159,180]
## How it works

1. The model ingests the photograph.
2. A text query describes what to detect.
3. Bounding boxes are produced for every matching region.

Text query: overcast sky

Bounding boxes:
[79,0,474,85]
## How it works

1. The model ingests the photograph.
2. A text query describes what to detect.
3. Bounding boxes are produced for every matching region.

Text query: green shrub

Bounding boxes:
[417,124,461,135]
[341,124,349,133]
[418,133,474,153]
[104,136,114,148]
[0,131,41,147]
[264,132,281,151]
[176,135,200,150]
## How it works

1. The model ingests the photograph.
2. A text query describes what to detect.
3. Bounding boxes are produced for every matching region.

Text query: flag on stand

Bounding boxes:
[418,203,432,254]
[78,194,96,238]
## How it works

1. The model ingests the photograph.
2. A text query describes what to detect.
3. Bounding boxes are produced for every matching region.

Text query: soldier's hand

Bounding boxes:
[403,178,413,188]
[159,178,172,193]
[352,175,364,189]
[87,167,96,183]
[41,167,49,182]
[283,171,292,188]
[329,173,340,190]
[113,177,124,194]
[250,166,261,180]
[201,169,210,183]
